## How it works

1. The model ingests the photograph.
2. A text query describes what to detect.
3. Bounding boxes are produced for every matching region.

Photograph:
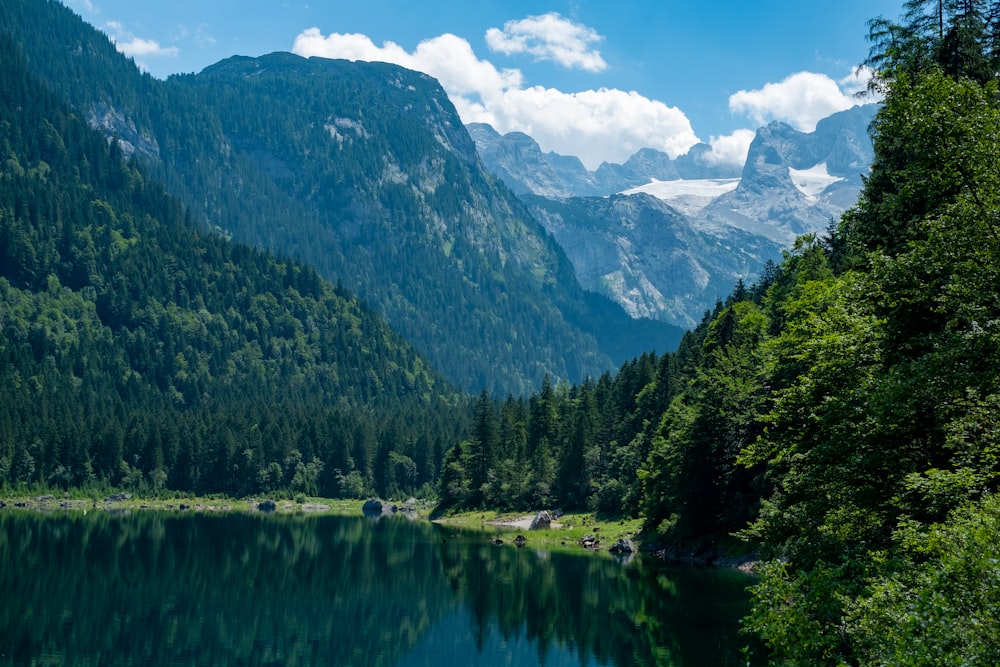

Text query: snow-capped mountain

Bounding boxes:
[522,192,783,329]
[468,123,745,198]
[469,104,878,326]
[699,105,877,243]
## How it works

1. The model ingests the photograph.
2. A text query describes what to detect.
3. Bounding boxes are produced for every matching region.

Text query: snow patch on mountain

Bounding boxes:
[788,162,843,200]
[622,178,740,215]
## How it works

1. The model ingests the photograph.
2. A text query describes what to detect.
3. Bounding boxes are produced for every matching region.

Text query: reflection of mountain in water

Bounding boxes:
[0,512,760,666]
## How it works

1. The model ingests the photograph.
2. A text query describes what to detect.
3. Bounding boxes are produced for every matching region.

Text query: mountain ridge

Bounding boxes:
[469,104,877,326]
[0,0,683,394]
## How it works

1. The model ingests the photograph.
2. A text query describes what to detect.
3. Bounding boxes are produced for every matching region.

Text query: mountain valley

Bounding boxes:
[0,0,682,395]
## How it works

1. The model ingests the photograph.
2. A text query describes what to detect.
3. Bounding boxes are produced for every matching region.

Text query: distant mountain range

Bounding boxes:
[469,104,878,326]
[466,125,742,199]
[0,0,873,389]
[0,0,683,394]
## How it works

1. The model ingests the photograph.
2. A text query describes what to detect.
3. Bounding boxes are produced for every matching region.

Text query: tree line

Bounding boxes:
[4,0,1000,661]
[0,32,463,499]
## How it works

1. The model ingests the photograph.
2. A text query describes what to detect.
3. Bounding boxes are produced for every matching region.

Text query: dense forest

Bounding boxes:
[3,0,1000,663]
[0,32,466,499]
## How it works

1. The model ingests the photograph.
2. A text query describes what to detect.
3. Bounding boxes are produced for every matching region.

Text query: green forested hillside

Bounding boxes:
[0,0,681,396]
[0,33,464,497]
[434,3,1000,663]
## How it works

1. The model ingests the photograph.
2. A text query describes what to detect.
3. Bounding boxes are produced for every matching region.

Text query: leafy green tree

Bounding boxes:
[642,299,768,539]
[744,58,1000,667]
[847,495,1000,666]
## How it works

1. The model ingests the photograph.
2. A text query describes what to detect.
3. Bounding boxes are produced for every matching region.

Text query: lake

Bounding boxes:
[0,510,762,666]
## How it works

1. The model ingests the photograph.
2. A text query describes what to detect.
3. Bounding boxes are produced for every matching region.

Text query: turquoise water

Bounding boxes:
[0,511,761,666]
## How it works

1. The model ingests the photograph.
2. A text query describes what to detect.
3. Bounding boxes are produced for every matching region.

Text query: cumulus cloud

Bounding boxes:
[292,27,695,169]
[117,37,179,58]
[485,12,607,72]
[105,21,179,59]
[729,71,859,132]
[705,129,756,167]
[840,65,879,99]
[67,0,96,12]
[480,87,696,167]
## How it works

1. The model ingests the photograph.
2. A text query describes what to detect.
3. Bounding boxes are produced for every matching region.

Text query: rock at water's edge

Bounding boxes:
[529,510,551,530]
[609,538,635,554]
[257,499,277,512]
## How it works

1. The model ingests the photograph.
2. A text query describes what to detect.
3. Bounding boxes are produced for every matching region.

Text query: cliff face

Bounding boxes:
[470,105,877,326]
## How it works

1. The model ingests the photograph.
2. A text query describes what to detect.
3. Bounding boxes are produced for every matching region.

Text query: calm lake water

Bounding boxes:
[0,510,762,666]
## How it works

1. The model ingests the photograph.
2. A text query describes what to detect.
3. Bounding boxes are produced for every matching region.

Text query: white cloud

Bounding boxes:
[484,12,607,72]
[729,71,859,132]
[477,86,697,167]
[66,0,96,13]
[105,21,179,60]
[705,129,756,167]
[840,65,880,99]
[292,28,695,169]
[116,37,179,58]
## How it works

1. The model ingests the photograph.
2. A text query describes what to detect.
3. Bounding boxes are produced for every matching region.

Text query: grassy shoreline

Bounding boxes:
[1,493,756,568]
[1,493,642,549]
[0,492,369,515]
[430,508,645,550]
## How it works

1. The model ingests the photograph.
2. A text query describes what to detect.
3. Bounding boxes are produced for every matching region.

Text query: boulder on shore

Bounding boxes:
[609,538,635,554]
[529,510,552,530]
[362,498,397,518]
[257,499,277,512]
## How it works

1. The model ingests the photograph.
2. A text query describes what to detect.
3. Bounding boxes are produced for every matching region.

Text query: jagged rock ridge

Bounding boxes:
[469,105,877,326]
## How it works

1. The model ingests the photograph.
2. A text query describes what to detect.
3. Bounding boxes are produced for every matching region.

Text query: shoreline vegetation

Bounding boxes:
[0,491,758,570]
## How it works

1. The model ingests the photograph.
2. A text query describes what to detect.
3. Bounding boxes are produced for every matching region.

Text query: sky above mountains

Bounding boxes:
[65,0,903,170]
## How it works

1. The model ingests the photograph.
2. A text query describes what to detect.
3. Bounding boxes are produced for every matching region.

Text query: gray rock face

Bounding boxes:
[466,123,599,198]
[703,105,878,244]
[524,193,782,328]
[467,127,745,198]
[529,510,552,530]
[470,105,877,325]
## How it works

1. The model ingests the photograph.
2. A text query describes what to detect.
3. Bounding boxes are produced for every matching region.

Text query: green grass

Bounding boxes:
[433,509,644,551]
[0,492,368,516]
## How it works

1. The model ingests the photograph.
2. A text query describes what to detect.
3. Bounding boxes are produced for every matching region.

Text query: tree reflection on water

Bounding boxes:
[0,511,759,666]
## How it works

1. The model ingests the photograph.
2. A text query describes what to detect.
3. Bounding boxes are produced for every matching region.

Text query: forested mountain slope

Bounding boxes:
[0,0,682,395]
[439,4,1000,663]
[0,32,464,497]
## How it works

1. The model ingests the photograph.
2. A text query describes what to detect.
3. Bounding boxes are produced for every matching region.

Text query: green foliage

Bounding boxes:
[642,299,768,539]
[0,31,464,499]
[5,3,1000,662]
[742,31,1000,666]
[865,0,1000,89]
[846,496,1000,666]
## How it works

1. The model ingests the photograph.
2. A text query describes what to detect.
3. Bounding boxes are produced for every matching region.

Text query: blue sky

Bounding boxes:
[65,0,904,170]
